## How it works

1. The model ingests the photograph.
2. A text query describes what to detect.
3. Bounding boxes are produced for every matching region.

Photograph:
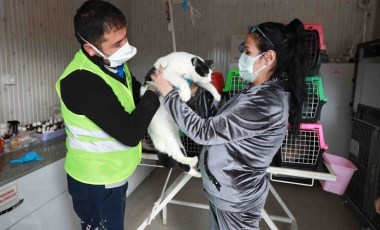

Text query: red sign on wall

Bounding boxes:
[0,185,18,210]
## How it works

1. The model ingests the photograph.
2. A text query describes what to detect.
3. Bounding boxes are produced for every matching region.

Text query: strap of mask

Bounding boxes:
[77,33,107,59]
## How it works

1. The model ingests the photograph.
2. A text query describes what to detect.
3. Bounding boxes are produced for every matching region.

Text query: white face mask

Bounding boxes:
[78,33,137,68]
[238,52,267,83]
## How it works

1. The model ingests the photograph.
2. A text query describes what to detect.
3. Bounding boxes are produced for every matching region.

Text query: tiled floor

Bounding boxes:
[125,167,362,230]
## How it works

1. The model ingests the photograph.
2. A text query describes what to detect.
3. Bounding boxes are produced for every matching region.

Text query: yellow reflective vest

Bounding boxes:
[56,49,141,185]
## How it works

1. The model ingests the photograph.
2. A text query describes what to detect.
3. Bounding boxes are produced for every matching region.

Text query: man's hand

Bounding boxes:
[147,65,173,97]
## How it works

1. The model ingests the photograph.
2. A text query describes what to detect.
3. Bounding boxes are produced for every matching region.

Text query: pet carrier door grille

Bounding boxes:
[305,31,320,72]
[282,129,320,165]
[278,123,328,170]
[142,131,203,158]
[301,76,328,122]
[222,69,248,100]
[302,81,320,120]
[180,135,203,157]
[142,132,156,153]
[304,23,326,76]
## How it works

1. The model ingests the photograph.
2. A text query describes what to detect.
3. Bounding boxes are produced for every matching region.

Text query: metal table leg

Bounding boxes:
[137,172,193,230]
[267,182,298,230]
[137,169,298,230]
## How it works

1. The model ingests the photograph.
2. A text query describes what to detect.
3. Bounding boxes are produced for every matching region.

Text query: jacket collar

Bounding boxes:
[264,79,290,92]
[80,47,123,82]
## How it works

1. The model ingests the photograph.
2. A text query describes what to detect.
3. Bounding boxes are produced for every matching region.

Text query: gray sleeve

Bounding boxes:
[163,89,284,145]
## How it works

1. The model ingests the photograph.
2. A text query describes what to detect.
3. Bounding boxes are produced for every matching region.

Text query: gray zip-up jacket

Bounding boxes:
[163,80,289,213]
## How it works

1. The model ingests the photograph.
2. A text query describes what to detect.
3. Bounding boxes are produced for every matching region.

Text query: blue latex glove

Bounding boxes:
[10,152,43,164]
[183,77,193,86]
[172,76,193,91]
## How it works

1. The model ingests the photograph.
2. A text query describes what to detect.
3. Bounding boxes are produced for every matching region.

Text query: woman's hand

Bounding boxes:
[147,65,174,97]
[375,197,380,214]
[190,83,199,96]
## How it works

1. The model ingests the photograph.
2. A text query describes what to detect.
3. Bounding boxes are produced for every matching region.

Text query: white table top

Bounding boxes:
[141,153,337,182]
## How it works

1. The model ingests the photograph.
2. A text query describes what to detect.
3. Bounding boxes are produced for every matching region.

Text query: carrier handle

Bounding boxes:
[270,174,314,187]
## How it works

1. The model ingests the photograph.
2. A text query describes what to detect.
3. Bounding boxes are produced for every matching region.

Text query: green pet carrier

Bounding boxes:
[302,76,328,122]
[221,69,248,101]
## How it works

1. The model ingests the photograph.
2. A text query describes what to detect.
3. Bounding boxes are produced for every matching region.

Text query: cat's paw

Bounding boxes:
[178,90,191,102]
[213,93,221,102]
[186,156,198,168]
[188,168,201,178]
[177,82,191,102]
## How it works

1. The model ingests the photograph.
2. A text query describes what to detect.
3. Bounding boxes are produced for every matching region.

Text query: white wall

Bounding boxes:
[0,0,378,124]
[320,63,355,158]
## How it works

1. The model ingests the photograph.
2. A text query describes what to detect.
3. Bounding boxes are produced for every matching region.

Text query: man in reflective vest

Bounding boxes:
[55,1,160,229]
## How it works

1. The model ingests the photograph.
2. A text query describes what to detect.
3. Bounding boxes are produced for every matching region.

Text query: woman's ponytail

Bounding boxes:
[286,19,307,133]
[254,18,308,133]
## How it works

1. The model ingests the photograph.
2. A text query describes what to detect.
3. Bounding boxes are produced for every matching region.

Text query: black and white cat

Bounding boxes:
[141,52,221,177]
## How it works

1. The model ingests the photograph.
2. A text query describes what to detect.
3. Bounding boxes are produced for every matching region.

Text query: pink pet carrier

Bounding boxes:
[276,123,329,170]
[304,23,326,76]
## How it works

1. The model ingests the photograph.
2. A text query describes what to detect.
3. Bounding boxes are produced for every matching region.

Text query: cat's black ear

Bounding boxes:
[191,57,211,77]
[204,60,213,68]
[144,66,156,83]
[191,57,198,66]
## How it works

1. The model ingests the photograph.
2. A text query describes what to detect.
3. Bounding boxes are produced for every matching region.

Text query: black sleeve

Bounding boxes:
[60,70,159,147]
[130,73,142,106]
[186,87,219,118]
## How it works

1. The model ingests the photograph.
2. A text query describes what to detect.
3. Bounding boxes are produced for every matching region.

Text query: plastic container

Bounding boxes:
[34,129,66,141]
[320,152,358,195]
[211,72,225,95]
[0,138,4,153]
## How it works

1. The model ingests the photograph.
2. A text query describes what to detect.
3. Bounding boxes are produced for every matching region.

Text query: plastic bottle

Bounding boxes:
[10,135,19,150]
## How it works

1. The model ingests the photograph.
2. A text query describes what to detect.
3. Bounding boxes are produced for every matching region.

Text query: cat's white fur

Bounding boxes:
[141,52,220,177]
[153,52,221,102]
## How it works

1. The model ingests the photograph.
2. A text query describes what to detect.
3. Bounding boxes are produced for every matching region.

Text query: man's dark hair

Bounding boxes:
[74,0,126,47]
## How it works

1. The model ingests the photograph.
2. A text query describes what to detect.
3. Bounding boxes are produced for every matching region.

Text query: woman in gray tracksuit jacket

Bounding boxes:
[150,18,308,230]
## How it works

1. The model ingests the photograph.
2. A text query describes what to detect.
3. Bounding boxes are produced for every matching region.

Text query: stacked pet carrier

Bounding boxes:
[141,131,203,158]
[276,23,329,171]
[221,69,248,101]
[141,125,203,170]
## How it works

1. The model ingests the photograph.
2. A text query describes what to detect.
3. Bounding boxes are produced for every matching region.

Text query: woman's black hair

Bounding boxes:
[74,0,126,47]
[249,18,307,133]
